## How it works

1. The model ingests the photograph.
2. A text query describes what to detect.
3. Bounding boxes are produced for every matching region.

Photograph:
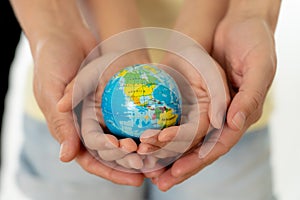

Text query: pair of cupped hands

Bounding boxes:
[32,16,276,192]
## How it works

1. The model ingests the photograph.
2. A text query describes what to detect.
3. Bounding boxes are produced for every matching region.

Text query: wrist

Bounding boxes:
[173,0,228,52]
[227,0,281,31]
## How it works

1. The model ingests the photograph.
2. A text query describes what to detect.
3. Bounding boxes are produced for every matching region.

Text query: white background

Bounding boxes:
[270,1,300,199]
[1,1,300,199]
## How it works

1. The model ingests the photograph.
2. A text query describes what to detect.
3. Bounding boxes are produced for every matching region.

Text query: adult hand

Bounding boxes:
[136,0,230,179]
[9,0,146,186]
[151,1,280,191]
[35,31,144,185]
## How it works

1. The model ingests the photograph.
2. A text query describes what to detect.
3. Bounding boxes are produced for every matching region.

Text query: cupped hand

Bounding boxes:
[213,17,277,131]
[138,46,230,177]
[32,26,96,162]
[151,16,277,191]
[58,50,151,171]
[33,27,144,186]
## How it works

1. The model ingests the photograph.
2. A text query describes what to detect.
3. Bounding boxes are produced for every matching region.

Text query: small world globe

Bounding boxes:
[101,64,182,139]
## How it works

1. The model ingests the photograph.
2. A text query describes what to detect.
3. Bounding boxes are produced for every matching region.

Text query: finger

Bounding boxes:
[81,93,138,162]
[116,153,144,170]
[33,72,82,163]
[119,138,138,152]
[99,138,138,160]
[143,165,166,179]
[97,149,127,161]
[157,114,209,152]
[142,155,159,171]
[138,143,180,159]
[80,92,117,150]
[226,55,275,131]
[154,125,243,191]
[158,122,203,143]
[208,60,230,129]
[139,115,208,158]
[140,115,205,147]
[156,141,192,155]
[76,149,145,186]
[138,143,160,154]
[48,112,82,162]
[140,129,166,147]
[157,126,179,142]
[153,169,179,191]
[83,131,119,150]
[56,79,75,112]
[174,124,243,176]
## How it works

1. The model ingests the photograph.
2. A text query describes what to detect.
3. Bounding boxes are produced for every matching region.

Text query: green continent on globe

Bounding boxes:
[101,64,182,139]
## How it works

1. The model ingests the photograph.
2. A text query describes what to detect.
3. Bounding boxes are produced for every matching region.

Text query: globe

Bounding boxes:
[101,64,182,139]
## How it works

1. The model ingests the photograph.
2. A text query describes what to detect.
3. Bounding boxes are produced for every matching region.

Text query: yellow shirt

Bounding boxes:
[24,0,272,131]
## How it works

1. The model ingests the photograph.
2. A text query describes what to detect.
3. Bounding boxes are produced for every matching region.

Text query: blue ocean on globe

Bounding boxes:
[101,64,182,139]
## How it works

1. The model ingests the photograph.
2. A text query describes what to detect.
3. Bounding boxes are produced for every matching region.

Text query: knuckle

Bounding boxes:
[251,109,263,124]
[243,89,264,113]
[51,117,74,143]
[53,120,65,142]
[251,90,264,110]
[201,141,230,166]
[218,142,231,156]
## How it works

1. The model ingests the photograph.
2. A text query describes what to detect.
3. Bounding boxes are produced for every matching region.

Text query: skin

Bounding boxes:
[10,0,281,191]
[148,0,282,191]
[58,0,230,173]
[137,0,230,172]
[10,0,145,186]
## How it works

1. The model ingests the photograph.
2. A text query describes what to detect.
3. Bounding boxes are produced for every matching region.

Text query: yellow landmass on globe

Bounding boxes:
[124,83,156,105]
[158,110,178,127]
[117,69,128,77]
[143,65,159,74]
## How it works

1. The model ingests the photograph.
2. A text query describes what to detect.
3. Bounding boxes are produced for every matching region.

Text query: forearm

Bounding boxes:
[86,0,141,41]
[85,0,149,60]
[173,0,229,52]
[227,0,281,32]
[9,0,87,53]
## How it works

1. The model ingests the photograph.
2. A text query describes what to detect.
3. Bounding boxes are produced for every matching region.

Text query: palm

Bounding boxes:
[36,30,146,185]
[137,49,229,173]
[33,31,94,114]
[142,19,277,190]
[213,18,276,96]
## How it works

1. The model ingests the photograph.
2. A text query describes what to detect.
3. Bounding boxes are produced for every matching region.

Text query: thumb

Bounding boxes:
[226,60,275,131]
[227,90,264,131]
[47,112,82,162]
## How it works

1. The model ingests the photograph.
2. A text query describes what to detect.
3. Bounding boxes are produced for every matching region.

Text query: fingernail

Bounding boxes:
[131,159,144,170]
[232,112,246,130]
[59,142,69,160]
[216,111,226,129]
[140,130,160,140]
[198,147,209,159]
